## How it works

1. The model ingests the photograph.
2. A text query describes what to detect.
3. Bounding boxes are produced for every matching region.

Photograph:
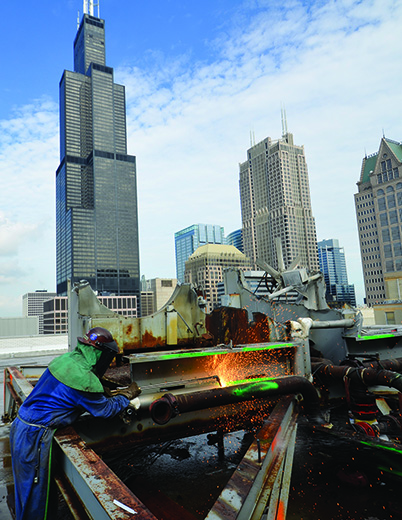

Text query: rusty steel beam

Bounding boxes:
[3,367,34,421]
[54,426,158,520]
[205,396,298,520]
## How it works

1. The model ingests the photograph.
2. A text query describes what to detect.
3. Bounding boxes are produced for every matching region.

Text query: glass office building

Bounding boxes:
[225,229,243,252]
[175,224,225,283]
[56,13,140,298]
[317,239,356,306]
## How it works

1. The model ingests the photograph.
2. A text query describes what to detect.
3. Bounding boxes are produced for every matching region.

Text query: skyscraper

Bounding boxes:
[56,7,140,300]
[175,224,225,283]
[355,137,402,305]
[239,127,319,272]
[225,229,243,252]
[317,239,356,306]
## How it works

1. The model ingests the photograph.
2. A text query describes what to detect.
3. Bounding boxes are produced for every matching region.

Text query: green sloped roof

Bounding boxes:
[361,154,377,184]
[385,139,402,162]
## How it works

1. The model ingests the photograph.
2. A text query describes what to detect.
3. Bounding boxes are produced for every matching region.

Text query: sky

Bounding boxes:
[1,0,402,317]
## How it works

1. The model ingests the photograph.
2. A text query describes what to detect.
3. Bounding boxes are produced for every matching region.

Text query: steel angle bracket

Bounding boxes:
[53,427,157,520]
[205,395,298,520]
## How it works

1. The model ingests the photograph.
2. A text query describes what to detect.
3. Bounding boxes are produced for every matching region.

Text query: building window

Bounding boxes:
[378,197,386,211]
[390,210,398,224]
[385,312,396,325]
[382,229,391,242]
[392,227,401,241]
[395,242,402,257]
[388,194,396,208]
[380,213,388,226]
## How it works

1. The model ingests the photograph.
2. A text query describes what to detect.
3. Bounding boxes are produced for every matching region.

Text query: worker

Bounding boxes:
[10,326,140,520]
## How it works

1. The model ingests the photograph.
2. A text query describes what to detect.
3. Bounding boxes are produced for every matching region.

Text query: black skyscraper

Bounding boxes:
[56,13,140,300]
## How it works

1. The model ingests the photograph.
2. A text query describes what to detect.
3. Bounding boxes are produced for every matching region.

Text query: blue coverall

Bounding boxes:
[10,368,129,520]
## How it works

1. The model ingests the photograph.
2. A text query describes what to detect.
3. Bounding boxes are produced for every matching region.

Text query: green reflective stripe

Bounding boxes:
[44,430,56,520]
[357,333,395,340]
[159,343,293,361]
[241,343,292,352]
[225,376,277,386]
[232,380,279,397]
[360,439,402,454]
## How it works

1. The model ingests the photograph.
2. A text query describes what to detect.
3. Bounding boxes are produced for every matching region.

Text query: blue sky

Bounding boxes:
[1,0,402,316]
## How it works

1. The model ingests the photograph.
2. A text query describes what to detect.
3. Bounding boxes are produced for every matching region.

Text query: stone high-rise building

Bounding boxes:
[184,244,252,313]
[56,8,140,301]
[239,130,319,272]
[355,137,402,305]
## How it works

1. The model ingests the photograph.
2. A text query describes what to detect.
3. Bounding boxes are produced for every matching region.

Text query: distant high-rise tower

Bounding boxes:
[225,229,243,253]
[355,137,402,305]
[239,125,319,271]
[175,224,225,283]
[56,8,140,299]
[317,239,356,306]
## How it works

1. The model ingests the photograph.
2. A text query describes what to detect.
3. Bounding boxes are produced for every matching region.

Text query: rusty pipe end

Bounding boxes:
[149,393,178,425]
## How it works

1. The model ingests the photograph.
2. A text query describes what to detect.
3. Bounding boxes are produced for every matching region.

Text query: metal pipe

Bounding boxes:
[312,361,402,392]
[149,376,320,425]
[309,319,355,329]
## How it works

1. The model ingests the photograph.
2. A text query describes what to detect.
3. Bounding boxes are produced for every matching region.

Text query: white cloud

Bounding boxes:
[0,98,58,314]
[0,212,40,256]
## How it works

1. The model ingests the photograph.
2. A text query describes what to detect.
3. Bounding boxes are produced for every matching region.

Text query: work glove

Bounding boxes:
[110,381,141,400]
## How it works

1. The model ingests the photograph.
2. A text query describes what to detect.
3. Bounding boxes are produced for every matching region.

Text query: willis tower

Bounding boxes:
[56,2,140,301]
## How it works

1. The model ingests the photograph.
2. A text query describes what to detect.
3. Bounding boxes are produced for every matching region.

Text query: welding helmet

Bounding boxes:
[78,327,119,377]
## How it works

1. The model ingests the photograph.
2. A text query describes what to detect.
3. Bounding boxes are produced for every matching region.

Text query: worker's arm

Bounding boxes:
[74,390,130,418]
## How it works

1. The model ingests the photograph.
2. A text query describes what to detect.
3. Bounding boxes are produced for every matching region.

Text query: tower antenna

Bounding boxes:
[249,129,256,147]
[83,0,100,17]
[281,104,288,137]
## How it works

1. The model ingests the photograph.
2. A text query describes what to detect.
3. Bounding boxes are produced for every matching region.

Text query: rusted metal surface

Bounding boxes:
[54,472,91,520]
[205,396,298,519]
[70,282,210,353]
[206,308,288,346]
[54,426,158,520]
[70,281,295,354]
[3,367,34,420]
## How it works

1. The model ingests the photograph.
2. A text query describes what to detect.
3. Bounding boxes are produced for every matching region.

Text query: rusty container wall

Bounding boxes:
[69,282,209,353]
[69,281,289,355]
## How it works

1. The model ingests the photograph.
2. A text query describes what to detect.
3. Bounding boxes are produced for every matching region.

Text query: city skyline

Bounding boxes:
[1,1,402,315]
